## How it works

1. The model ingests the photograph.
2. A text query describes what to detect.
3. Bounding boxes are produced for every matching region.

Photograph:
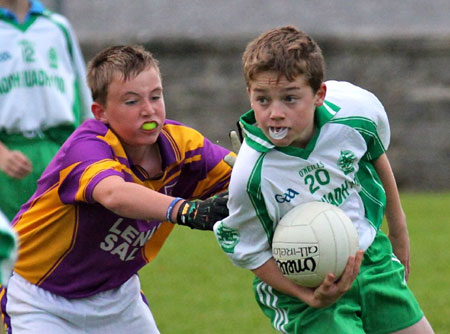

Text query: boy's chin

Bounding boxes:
[269,138,292,147]
[271,138,308,149]
[134,136,159,147]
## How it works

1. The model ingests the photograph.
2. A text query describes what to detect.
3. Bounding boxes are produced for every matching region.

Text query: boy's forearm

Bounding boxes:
[252,258,311,302]
[372,154,407,234]
[373,153,411,277]
[252,252,364,309]
[91,175,227,230]
[92,175,174,221]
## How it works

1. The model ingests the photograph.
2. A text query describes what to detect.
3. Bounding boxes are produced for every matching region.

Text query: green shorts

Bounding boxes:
[253,230,424,334]
[0,126,73,221]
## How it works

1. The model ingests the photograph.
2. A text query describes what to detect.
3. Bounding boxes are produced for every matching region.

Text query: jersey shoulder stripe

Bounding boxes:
[325,80,390,151]
[41,11,74,64]
[329,116,386,160]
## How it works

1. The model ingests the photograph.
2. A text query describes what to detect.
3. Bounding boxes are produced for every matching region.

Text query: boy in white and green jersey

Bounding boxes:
[0,0,92,220]
[214,26,434,334]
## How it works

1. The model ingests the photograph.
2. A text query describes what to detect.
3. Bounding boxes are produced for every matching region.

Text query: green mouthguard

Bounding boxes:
[142,122,157,130]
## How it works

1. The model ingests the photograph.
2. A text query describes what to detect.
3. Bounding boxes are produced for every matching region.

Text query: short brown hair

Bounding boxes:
[87,45,160,104]
[242,26,325,92]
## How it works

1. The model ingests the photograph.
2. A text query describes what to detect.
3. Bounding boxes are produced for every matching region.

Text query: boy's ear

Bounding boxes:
[91,102,108,123]
[247,86,254,108]
[314,83,327,107]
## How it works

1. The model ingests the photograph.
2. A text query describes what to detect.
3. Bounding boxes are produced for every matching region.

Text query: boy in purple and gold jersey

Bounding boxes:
[1,45,234,334]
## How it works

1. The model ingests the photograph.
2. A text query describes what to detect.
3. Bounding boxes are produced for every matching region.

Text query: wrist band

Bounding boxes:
[166,197,183,223]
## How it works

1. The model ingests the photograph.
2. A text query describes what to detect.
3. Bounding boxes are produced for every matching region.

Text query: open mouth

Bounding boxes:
[269,127,288,140]
[141,122,157,130]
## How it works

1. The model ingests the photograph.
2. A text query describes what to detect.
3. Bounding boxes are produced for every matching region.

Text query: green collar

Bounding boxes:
[0,1,50,31]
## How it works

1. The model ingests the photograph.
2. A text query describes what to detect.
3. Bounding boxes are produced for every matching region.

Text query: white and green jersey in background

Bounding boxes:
[0,209,17,286]
[214,80,390,270]
[0,1,92,134]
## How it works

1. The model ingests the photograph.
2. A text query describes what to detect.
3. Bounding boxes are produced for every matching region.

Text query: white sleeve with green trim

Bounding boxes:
[49,12,92,122]
[214,142,274,270]
[325,80,390,157]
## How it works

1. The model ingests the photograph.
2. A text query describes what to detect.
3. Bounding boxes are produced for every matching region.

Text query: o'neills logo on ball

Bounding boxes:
[274,245,319,275]
[276,258,317,275]
[273,245,318,257]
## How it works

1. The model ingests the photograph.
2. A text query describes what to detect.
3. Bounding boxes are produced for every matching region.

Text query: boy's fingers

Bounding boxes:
[229,130,242,153]
[339,250,364,288]
[321,273,335,289]
[223,154,236,168]
[223,129,242,168]
[353,250,364,274]
[339,260,353,286]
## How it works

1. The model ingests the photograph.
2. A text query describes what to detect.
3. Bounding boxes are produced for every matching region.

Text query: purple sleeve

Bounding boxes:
[57,135,127,204]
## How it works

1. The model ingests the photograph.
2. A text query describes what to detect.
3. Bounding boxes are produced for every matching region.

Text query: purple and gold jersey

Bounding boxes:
[12,119,232,298]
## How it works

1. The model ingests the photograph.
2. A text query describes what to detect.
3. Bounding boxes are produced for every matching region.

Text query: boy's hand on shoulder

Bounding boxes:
[176,192,229,230]
[308,250,364,308]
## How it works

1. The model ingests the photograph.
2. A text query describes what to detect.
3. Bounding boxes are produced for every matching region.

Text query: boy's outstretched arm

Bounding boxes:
[92,175,227,230]
[252,251,364,309]
[373,153,410,280]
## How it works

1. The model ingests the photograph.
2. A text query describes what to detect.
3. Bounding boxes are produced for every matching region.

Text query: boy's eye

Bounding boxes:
[256,96,268,104]
[285,96,297,103]
[125,100,137,105]
[151,95,161,101]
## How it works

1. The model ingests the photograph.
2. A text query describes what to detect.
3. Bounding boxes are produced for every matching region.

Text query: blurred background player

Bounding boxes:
[1,44,233,334]
[214,26,434,333]
[0,0,92,221]
[0,209,16,287]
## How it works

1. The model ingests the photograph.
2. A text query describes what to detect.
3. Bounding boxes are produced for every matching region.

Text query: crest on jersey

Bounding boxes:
[337,150,356,175]
[48,47,59,69]
[216,222,240,254]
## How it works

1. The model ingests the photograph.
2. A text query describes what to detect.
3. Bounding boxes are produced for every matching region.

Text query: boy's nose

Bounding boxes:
[141,101,155,115]
[269,102,285,119]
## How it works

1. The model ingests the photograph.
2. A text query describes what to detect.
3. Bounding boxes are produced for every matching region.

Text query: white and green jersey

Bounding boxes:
[214,81,390,270]
[0,1,92,134]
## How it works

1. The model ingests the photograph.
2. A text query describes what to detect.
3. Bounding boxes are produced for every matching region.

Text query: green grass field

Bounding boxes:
[140,192,450,334]
[2,192,447,334]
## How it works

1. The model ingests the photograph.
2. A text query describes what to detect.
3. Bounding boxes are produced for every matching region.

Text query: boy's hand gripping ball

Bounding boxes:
[272,201,359,287]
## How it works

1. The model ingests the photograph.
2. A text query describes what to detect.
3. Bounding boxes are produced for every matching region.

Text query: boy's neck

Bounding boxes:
[291,125,316,149]
[0,0,30,22]
[125,144,163,179]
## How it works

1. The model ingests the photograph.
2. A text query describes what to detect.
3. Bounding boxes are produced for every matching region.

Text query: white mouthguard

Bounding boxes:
[269,127,288,140]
